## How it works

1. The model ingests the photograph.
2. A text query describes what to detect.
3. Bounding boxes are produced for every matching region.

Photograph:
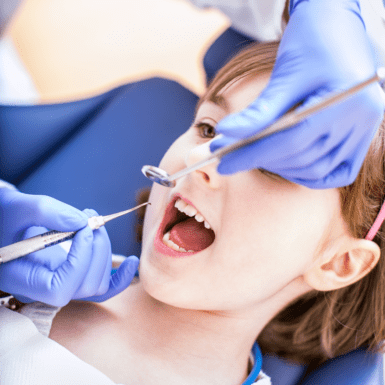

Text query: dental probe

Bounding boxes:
[0,202,150,264]
[142,67,385,187]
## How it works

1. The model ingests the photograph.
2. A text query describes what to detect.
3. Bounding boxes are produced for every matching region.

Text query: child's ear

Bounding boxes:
[304,238,381,291]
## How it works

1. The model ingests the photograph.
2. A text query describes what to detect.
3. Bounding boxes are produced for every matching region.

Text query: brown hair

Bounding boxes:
[259,124,385,367]
[137,41,385,366]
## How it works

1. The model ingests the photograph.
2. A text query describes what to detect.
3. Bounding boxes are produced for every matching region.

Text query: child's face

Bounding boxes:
[139,73,344,312]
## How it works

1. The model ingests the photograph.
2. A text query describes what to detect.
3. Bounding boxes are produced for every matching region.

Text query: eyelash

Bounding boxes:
[259,168,283,181]
[195,122,217,139]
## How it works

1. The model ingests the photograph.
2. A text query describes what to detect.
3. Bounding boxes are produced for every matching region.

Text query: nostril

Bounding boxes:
[198,171,210,183]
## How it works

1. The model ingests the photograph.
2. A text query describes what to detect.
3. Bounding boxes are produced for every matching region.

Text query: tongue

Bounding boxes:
[170,218,215,252]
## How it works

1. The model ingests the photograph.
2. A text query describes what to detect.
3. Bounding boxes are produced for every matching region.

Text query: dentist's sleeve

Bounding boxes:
[359,0,385,68]
[188,0,286,41]
[0,306,120,385]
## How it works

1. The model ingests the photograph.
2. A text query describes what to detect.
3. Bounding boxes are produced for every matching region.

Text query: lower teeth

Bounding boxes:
[162,231,193,253]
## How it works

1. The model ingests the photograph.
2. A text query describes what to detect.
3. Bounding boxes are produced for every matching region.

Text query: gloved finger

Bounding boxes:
[47,226,94,306]
[271,138,353,182]
[14,193,88,232]
[79,256,139,303]
[73,225,112,299]
[210,134,238,153]
[260,119,353,172]
[283,162,351,189]
[271,109,377,184]
[0,235,91,306]
[213,117,318,175]
[93,231,113,296]
[279,159,353,189]
[13,293,34,303]
[70,209,109,298]
[278,130,374,189]
[312,155,364,189]
[21,226,68,270]
[0,225,71,301]
[0,257,50,300]
[83,208,97,219]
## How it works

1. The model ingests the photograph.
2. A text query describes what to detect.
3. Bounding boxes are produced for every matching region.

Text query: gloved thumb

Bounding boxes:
[80,256,139,303]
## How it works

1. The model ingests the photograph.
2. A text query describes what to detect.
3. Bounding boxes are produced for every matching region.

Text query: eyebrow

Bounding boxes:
[208,94,229,112]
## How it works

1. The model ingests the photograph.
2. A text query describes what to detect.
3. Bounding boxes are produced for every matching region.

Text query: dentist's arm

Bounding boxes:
[211,0,385,188]
[0,188,138,306]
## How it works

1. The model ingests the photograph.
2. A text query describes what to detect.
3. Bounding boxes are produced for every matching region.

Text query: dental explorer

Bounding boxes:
[142,68,385,188]
[0,202,150,264]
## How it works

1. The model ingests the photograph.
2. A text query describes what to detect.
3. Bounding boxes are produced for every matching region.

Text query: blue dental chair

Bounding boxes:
[0,78,198,257]
[0,27,383,385]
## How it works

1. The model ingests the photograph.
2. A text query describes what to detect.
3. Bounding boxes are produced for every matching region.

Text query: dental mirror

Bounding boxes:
[142,165,178,187]
[142,68,385,188]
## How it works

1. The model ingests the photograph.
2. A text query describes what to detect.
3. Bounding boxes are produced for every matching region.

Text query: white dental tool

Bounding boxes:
[0,202,150,264]
[142,68,385,187]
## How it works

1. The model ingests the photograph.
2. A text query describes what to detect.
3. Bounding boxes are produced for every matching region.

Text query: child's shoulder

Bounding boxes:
[49,280,138,355]
[49,283,140,382]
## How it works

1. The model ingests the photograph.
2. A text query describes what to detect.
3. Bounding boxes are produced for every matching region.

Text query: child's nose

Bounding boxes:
[185,142,222,189]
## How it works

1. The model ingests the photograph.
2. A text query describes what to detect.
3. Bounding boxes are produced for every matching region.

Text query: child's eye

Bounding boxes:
[196,123,217,139]
[259,168,284,181]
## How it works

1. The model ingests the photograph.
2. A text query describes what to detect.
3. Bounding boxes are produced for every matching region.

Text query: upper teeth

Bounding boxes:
[174,198,211,229]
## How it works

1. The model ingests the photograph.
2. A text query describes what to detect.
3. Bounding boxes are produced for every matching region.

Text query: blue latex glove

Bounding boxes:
[211,0,385,188]
[0,189,139,306]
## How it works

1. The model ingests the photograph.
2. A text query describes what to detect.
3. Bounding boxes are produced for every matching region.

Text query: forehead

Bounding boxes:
[201,73,271,116]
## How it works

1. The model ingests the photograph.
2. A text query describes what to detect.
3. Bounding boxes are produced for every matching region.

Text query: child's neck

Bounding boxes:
[51,277,309,385]
[105,281,285,385]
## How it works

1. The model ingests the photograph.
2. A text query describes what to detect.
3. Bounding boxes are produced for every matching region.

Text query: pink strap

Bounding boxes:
[365,200,385,240]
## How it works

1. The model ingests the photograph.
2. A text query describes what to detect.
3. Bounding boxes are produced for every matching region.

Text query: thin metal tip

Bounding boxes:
[102,202,151,224]
[133,202,150,210]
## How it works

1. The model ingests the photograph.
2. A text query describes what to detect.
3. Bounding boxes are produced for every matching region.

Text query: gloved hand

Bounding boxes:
[0,189,139,306]
[211,0,385,188]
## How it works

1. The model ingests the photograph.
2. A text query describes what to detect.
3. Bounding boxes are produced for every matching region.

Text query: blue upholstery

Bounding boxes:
[0,90,118,184]
[1,78,198,256]
[298,348,383,385]
[0,26,382,384]
[262,354,307,384]
[203,27,255,84]
[261,349,384,385]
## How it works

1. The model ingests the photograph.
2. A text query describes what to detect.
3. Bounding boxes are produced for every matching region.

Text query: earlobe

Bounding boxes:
[304,239,381,291]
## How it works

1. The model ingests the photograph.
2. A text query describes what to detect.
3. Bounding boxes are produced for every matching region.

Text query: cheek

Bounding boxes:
[217,183,338,280]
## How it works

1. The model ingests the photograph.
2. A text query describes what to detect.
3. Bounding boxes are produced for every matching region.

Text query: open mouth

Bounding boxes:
[156,195,215,255]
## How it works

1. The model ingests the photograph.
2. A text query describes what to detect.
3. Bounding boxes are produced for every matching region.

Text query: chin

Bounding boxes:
[138,258,206,310]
